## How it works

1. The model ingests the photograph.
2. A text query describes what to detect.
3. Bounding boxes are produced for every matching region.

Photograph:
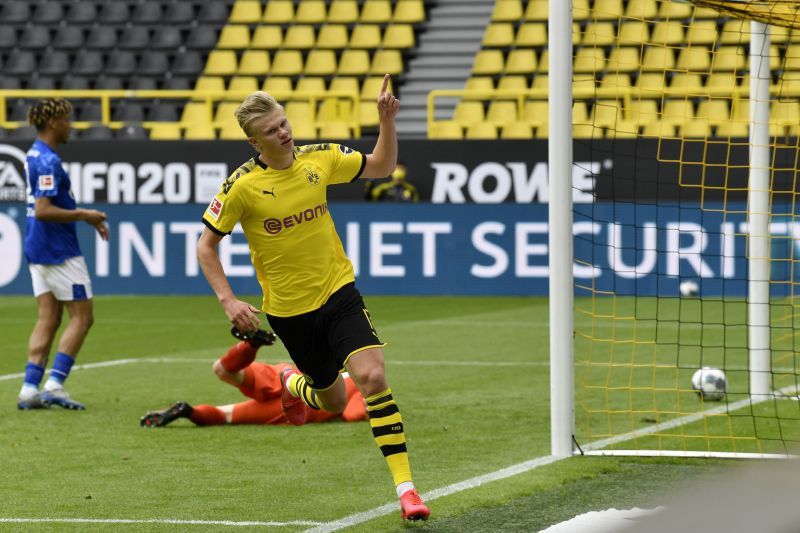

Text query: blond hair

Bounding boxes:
[28,98,73,131]
[235,91,281,136]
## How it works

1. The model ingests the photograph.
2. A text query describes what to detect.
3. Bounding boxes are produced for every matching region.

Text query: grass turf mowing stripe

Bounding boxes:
[0,518,321,527]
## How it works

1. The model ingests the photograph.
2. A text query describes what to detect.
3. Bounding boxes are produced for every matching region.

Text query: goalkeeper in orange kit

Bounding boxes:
[140,328,366,428]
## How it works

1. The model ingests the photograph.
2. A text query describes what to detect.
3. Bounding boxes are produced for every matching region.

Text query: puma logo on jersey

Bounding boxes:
[262,187,276,198]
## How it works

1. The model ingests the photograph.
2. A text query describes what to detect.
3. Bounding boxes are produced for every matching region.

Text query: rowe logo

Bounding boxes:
[0,144,28,202]
[264,203,328,235]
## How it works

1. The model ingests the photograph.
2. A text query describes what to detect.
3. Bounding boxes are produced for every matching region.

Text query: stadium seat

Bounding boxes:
[66,1,96,23]
[483,23,514,48]
[184,125,217,140]
[428,121,463,139]
[634,73,665,93]
[351,25,382,49]
[361,76,392,98]
[172,52,205,77]
[641,47,675,71]
[149,124,183,140]
[337,50,369,76]
[328,0,359,24]
[286,102,314,124]
[679,119,711,138]
[625,0,658,19]
[573,48,605,73]
[147,103,181,122]
[219,123,247,140]
[696,100,731,125]
[53,27,85,50]
[284,26,316,49]
[330,77,360,95]
[370,50,403,75]
[187,26,220,50]
[194,76,225,94]
[393,0,425,23]
[501,121,533,139]
[600,73,631,91]
[497,76,528,91]
[711,46,747,72]
[676,47,711,72]
[571,101,589,124]
[198,1,229,23]
[292,121,316,139]
[297,77,327,94]
[582,23,617,47]
[205,50,238,76]
[605,47,637,76]
[317,25,349,49]
[6,52,36,76]
[505,49,538,74]
[228,76,260,97]
[132,1,163,23]
[465,76,494,94]
[592,0,623,20]
[164,2,195,24]
[651,21,685,46]
[104,51,136,76]
[715,122,748,137]
[32,1,64,24]
[1,1,30,23]
[492,0,523,22]
[466,122,498,139]
[19,27,51,50]
[214,102,240,127]
[306,50,338,76]
[590,100,622,128]
[318,123,352,139]
[523,0,547,21]
[0,26,17,48]
[119,27,151,50]
[319,97,351,123]
[61,75,90,90]
[28,78,56,90]
[182,102,212,124]
[263,77,293,93]
[86,27,118,49]
[114,102,146,122]
[720,19,750,45]
[295,1,327,24]
[473,50,504,75]
[218,26,251,49]
[116,126,149,140]
[271,50,304,76]
[382,24,414,49]
[657,0,692,18]
[537,49,549,73]
[616,21,649,46]
[662,100,695,125]
[230,0,263,23]
[685,21,718,45]
[515,23,547,47]
[81,126,114,140]
[151,27,183,50]
[238,50,270,76]
[531,74,548,90]
[360,0,392,24]
[263,1,294,23]
[8,126,37,141]
[572,124,604,139]
[95,76,124,90]
[486,101,518,127]
[7,100,31,122]
[453,101,485,127]
[138,53,170,76]
[99,2,130,23]
[0,79,21,90]
[251,26,283,49]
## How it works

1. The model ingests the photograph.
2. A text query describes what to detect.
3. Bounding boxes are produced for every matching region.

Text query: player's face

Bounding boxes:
[249,108,293,155]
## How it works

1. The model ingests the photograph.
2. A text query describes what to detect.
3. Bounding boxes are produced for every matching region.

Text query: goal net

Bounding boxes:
[569,0,800,457]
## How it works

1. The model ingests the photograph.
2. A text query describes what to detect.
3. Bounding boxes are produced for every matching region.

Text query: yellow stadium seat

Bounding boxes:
[784,44,800,71]
[694,6,721,18]
[291,121,317,139]
[572,76,596,95]
[515,23,547,47]
[679,119,711,138]
[590,100,622,128]
[572,0,590,20]
[642,121,676,138]
[730,98,748,122]
[658,1,692,19]
[318,122,352,139]
[465,76,494,96]
[501,121,533,139]
[149,124,182,140]
[524,0,548,21]
[205,50,237,76]
[429,121,463,139]
[486,101,517,127]
[483,23,514,48]
[641,46,674,71]
[184,124,217,140]
[350,25,382,49]
[283,25,316,49]
[453,101,485,127]
[662,99,695,125]
[330,77,360,95]
[715,122,748,137]
[466,122,497,139]
[370,50,403,75]
[360,0,392,23]
[616,21,649,46]
[361,76,392,98]
[522,101,548,127]
[669,73,703,93]
[635,73,666,93]
[473,50,504,75]
[271,50,303,76]
[328,0,359,23]
[263,76,293,94]
[676,46,711,72]
[263,0,294,23]
[771,101,800,126]
[537,49,549,73]
[251,26,283,49]
[393,0,425,23]
[296,77,327,94]
[505,49,537,74]
[182,102,212,124]
[286,101,314,123]
[606,47,640,73]
[359,102,379,126]
[573,48,605,73]
[592,0,623,21]
[492,0,523,22]
[497,76,528,91]
[295,0,327,24]
[230,0,262,23]
[571,124,602,139]
[218,25,251,49]
[770,45,781,71]
[612,122,639,138]
[219,123,247,140]
[770,25,790,45]
[582,23,616,47]
[318,97,351,122]
[532,74,548,90]
[317,25,348,49]
[338,49,370,76]
[194,76,225,93]
[775,75,800,95]
[685,20,718,45]
[228,76,259,98]
[305,50,337,76]
[600,73,631,91]
[625,0,657,20]
[712,46,746,72]
[382,25,415,49]
[720,19,750,45]
[625,99,659,125]
[214,102,240,127]
[650,21,684,46]
[238,50,270,75]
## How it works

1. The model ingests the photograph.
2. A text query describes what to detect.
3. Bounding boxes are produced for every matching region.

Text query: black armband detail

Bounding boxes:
[202,218,229,236]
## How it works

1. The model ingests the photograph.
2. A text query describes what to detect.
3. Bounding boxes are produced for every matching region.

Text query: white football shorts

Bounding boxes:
[29,256,93,301]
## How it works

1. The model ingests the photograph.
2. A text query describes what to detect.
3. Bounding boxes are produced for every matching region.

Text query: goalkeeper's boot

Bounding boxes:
[230,327,276,348]
[140,401,193,428]
[399,489,430,521]
[17,391,49,410]
[279,367,307,426]
[40,388,85,410]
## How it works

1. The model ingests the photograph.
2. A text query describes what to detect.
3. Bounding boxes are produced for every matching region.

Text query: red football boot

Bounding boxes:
[399,489,430,521]
[279,367,307,426]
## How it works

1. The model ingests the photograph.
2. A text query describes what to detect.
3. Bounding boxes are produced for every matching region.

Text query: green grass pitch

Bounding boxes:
[0,295,767,531]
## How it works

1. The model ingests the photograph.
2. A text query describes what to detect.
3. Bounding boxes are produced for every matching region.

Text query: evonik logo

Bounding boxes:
[263,202,328,235]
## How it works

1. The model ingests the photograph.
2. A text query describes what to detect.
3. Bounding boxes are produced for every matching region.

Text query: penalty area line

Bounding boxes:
[0,518,321,527]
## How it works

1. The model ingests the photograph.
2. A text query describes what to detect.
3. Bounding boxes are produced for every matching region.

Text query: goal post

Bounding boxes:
[550,0,800,458]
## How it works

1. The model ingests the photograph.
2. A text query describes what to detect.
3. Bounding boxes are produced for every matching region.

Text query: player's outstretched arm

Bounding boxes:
[363,73,399,180]
[197,227,261,332]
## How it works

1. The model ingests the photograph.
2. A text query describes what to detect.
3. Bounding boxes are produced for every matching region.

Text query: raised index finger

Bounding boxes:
[380,74,390,95]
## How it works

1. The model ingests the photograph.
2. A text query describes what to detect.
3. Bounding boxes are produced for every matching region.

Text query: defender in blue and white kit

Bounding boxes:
[18,99,109,411]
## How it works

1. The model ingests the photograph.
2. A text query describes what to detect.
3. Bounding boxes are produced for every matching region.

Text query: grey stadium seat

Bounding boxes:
[38,51,71,76]
[0,26,18,49]
[6,51,37,76]
[119,27,151,50]
[115,125,149,140]
[164,2,195,24]
[171,52,204,76]
[8,100,32,122]
[86,27,118,49]
[151,27,183,50]
[138,53,170,76]
[95,76,125,90]
[19,27,51,50]
[146,103,181,122]
[80,126,114,140]
[27,77,57,90]
[32,2,65,24]
[53,27,85,50]
[1,2,31,24]
[77,101,103,122]
[66,1,98,23]
[98,2,130,23]
[162,78,191,90]
[106,51,137,75]
[186,26,219,49]
[61,75,91,90]
[113,103,146,122]
[9,126,38,141]
[132,1,163,23]
[0,79,22,90]
[130,78,158,90]
[198,2,229,23]
[72,51,104,76]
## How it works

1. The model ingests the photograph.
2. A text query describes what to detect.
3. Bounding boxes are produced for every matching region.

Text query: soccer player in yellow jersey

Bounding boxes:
[197,75,429,521]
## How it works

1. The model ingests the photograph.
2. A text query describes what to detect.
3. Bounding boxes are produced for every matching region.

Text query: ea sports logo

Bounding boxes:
[0,144,27,202]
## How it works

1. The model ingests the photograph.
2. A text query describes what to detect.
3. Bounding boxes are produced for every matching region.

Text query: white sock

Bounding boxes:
[396,481,415,498]
[19,383,39,399]
[43,379,63,392]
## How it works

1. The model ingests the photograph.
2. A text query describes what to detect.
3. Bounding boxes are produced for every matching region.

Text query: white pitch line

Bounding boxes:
[0,518,320,527]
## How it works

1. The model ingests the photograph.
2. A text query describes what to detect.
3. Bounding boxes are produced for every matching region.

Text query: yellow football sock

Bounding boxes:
[366,388,413,486]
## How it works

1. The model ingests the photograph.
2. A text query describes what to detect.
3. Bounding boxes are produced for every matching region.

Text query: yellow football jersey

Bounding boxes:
[202,143,366,317]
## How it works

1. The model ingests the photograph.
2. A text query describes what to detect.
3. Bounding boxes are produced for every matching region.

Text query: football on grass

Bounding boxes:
[679,280,699,297]
[691,367,727,401]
